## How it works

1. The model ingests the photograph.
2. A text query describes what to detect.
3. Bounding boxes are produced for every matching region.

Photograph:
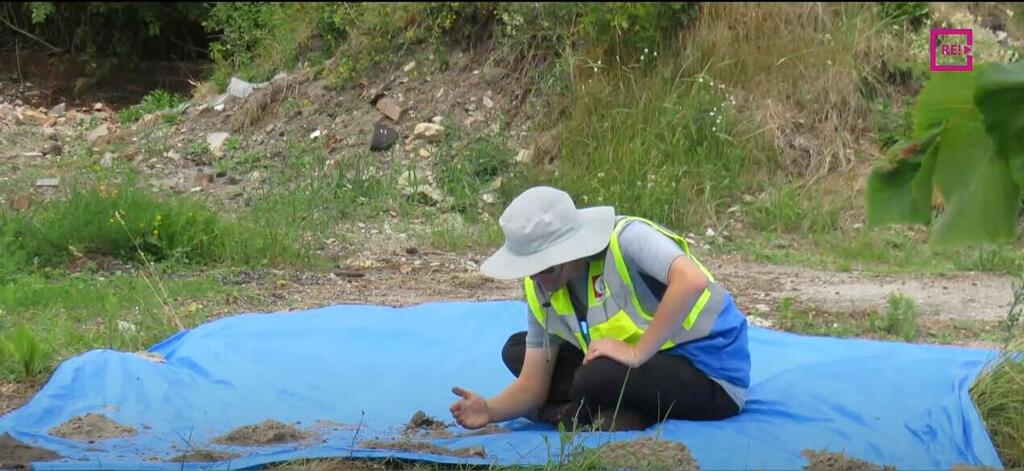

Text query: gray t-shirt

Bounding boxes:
[524,221,688,348]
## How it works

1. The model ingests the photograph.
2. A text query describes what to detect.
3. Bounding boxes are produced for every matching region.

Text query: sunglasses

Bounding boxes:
[534,265,559,276]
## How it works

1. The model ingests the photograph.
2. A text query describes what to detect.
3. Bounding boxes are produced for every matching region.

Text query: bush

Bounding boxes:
[116,89,185,124]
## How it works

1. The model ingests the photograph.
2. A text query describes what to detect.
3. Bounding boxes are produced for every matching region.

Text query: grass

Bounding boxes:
[522,54,774,233]
[0,176,304,272]
[0,270,249,380]
[116,89,186,125]
[971,337,1024,469]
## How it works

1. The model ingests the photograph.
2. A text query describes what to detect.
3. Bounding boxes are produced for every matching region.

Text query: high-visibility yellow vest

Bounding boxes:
[523,216,726,353]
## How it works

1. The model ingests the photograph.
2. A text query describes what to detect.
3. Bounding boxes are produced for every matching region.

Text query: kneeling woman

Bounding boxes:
[450,186,750,431]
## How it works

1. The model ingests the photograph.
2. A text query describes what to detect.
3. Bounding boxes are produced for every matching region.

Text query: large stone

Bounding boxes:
[86,125,109,145]
[413,123,445,142]
[369,123,398,151]
[207,132,230,157]
[375,97,403,121]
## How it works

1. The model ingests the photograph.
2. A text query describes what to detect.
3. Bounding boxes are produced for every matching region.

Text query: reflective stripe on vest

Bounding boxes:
[522,217,725,352]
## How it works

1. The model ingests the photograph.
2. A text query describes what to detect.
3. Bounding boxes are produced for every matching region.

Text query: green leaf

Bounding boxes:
[865,128,941,227]
[975,61,1024,187]
[913,69,975,137]
[930,111,1020,246]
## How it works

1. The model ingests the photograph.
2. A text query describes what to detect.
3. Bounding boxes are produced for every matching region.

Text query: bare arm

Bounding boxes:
[451,343,559,428]
[633,255,708,362]
[485,344,559,422]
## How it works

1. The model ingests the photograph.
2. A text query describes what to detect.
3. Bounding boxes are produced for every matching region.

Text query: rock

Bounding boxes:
[515,149,533,164]
[431,116,444,124]
[47,102,66,117]
[489,177,502,191]
[705,228,716,237]
[20,152,44,158]
[207,132,230,157]
[86,125,109,145]
[418,148,431,158]
[40,142,62,156]
[20,109,50,125]
[100,152,115,168]
[481,192,498,204]
[6,194,30,211]
[310,129,322,139]
[413,123,445,142]
[375,97,403,121]
[213,103,225,112]
[35,177,60,187]
[194,172,214,189]
[403,61,417,73]
[482,96,494,109]
[369,123,398,151]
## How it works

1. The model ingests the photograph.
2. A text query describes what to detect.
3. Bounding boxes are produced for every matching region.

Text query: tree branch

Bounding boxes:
[0,13,62,54]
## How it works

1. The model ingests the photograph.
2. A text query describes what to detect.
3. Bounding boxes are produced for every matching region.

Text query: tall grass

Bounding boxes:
[971,337,1024,468]
[0,177,303,273]
[524,55,775,232]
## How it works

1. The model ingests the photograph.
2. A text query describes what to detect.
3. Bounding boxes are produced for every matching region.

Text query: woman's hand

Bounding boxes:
[583,339,643,368]
[449,386,491,429]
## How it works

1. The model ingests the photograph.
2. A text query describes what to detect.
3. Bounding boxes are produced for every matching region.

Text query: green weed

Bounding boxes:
[0,324,50,380]
[744,185,843,235]
[868,293,918,341]
[435,126,517,220]
[116,89,186,124]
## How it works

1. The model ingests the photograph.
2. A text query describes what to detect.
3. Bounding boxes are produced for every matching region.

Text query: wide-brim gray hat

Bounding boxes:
[480,186,615,280]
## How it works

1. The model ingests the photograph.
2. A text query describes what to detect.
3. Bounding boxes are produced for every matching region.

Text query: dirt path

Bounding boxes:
[707,254,1016,322]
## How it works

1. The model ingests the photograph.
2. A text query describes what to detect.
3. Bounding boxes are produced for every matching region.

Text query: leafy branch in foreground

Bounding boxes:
[866,61,1024,246]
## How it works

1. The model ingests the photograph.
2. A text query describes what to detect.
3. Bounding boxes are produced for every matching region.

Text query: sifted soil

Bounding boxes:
[212,419,312,446]
[167,449,241,463]
[48,413,136,441]
[0,433,63,469]
[593,437,699,471]
[358,439,486,459]
[802,450,896,471]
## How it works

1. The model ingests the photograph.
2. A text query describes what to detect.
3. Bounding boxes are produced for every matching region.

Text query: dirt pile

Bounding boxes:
[593,437,699,471]
[212,419,312,446]
[0,433,63,468]
[402,410,452,439]
[48,413,136,441]
[167,449,241,463]
[802,450,896,471]
[358,439,485,459]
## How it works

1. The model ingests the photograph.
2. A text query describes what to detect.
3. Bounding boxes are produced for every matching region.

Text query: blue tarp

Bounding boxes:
[0,301,1005,470]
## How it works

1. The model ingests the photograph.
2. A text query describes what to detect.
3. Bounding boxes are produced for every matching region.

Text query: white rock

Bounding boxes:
[100,152,115,168]
[86,125,109,144]
[403,61,417,73]
[35,177,60,187]
[418,148,431,158]
[207,132,230,155]
[705,228,716,237]
[482,96,494,109]
[431,116,444,124]
[515,149,533,164]
[413,123,445,142]
[310,129,322,139]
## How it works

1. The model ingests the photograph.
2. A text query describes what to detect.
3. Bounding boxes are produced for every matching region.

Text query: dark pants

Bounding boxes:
[501,331,739,431]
